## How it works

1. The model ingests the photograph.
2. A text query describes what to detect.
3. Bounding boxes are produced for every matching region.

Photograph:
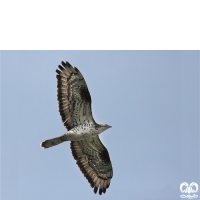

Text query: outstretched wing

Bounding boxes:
[70,136,113,195]
[56,61,95,130]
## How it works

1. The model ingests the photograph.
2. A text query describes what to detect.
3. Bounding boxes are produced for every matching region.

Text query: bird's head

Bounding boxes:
[96,123,112,133]
[99,123,111,128]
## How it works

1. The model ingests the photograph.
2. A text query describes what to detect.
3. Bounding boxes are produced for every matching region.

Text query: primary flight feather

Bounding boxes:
[41,61,113,195]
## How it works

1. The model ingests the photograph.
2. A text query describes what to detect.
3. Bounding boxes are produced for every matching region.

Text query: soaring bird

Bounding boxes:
[41,61,113,195]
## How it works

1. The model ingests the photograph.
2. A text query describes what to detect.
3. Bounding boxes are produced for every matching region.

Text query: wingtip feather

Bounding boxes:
[94,186,98,194]
[61,61,66,66]
[99,189,103,195]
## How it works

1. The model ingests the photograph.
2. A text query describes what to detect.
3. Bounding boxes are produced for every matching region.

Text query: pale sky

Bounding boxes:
[1,51,199,200]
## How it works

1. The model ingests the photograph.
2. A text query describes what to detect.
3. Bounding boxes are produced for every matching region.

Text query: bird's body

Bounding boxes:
[41,123,110,147]
[41,61,113,195]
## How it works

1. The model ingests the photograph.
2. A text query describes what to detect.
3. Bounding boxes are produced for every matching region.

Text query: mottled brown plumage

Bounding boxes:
[56,61,95,131]
[41,61,113,195]
[70,137,113,194]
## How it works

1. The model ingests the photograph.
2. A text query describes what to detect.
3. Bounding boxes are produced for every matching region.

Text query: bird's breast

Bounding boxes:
[64,123,101,141]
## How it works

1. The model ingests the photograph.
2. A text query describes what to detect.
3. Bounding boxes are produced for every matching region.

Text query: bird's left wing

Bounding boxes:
[70,136,113,195]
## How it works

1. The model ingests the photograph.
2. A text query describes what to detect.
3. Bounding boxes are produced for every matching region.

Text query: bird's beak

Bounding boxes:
[107,125,112,128]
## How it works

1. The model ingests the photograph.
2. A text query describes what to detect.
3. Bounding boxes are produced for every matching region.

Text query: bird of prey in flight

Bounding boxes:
[41,61,113,195]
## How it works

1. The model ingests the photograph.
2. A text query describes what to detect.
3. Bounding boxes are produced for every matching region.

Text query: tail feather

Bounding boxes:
[40,136,67,149]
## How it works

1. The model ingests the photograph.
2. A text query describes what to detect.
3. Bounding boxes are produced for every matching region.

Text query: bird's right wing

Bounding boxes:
[56,61,95,130]
[70,136,113,195]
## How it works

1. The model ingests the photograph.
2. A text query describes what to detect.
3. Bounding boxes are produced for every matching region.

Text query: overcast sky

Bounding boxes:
[1,51,199,200]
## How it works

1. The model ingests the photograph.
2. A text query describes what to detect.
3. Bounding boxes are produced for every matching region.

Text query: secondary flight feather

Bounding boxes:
[40,61,113,195]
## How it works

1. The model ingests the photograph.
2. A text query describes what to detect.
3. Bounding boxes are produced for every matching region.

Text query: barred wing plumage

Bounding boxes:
[53,61,113,195]
[56,61,95,130]
[70,136,113,195]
